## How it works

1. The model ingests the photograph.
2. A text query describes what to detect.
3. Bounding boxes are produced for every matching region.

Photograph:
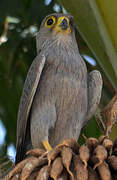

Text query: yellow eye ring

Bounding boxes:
[45,16,56,28]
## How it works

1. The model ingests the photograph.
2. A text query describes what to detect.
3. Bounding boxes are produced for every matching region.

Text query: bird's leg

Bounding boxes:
[42,140,52,152]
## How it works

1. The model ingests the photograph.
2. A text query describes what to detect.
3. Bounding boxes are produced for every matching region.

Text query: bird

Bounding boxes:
[15,13,102,164]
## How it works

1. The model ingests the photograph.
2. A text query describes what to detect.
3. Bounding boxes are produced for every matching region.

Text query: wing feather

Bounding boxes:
[15,54,45,163]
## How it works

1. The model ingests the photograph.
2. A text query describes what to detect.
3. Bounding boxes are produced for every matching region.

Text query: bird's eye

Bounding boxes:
[47,18,53,25]
[45,16,56,28]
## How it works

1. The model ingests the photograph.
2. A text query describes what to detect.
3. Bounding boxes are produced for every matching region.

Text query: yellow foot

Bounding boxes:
[43,140,52,152]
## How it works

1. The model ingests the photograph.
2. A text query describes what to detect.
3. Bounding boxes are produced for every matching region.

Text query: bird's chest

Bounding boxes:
[45,55,85,79]
[36,56,87,105]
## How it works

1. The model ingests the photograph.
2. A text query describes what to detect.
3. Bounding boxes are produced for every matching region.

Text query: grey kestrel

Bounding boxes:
[15,13,102,164]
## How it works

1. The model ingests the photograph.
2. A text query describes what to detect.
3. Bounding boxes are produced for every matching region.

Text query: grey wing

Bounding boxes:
[15,54,45,164]
[83,70,103,127]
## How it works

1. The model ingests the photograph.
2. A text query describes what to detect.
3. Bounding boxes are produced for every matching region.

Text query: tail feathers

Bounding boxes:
[15,145,26,165]
[15,139,32,164]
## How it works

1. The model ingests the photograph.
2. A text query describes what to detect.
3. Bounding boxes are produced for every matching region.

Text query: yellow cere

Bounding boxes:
[45,16,56,28]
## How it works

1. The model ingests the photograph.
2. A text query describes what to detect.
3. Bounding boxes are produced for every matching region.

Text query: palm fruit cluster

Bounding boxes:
[4,136,117,180]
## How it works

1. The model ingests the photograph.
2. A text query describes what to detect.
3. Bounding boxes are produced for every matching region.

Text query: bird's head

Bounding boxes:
[36,13,76,53]
[40,13,74,35]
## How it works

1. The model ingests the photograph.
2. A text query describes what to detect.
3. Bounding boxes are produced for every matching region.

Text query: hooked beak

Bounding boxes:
[60,18,68,30]
[53,16,71,34]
